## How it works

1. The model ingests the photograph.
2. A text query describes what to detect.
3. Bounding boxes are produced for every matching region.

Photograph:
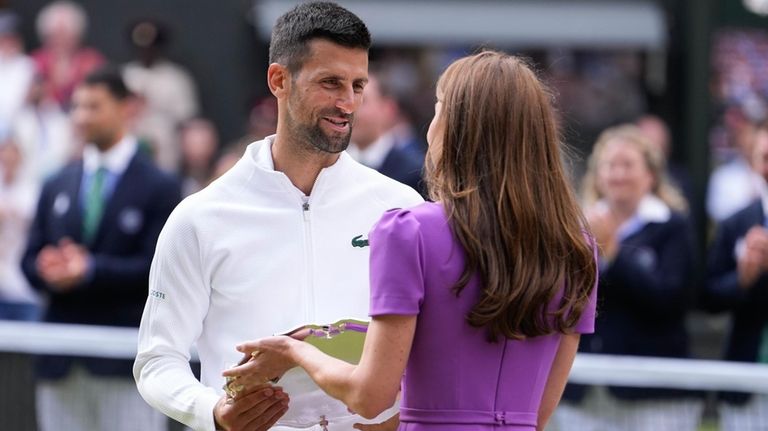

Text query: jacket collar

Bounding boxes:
[599,194,672,242]
[83,135,138,176]
[247,135,353,202]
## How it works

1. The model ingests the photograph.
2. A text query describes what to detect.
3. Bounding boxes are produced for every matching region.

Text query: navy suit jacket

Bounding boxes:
[564,212,699,401]
[21,150,180,379]
[378,146,425,197]
[705,199,768,404]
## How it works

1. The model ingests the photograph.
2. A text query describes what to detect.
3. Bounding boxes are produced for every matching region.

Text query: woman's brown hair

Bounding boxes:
[426,51,597,341]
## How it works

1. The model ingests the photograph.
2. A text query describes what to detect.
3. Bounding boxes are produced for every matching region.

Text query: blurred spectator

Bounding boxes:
[348,73,424,195]
[707,107,762,222]
[705,119,768,430]
[178,117,218,196]
[557,125,700,431]
[122,18,199,173]
[12,72,75,184]
[0,11,34,133]
[636,114,695,209]
[210,140,246,182]
[246,95,278,141]
[31,1,105,109]
[0,136,40,321]
[20,67,179,431]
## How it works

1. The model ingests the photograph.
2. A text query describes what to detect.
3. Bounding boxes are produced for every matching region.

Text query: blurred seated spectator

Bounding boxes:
[123,18,199,173]
[706,119,768,430]
[12,72,75,184]
[0,136,40,321]
[0,11,34,133]
[556,124,701,431]
[707,107,762,222]
[31,1,104,110]
[178,118,218,196]
[347,72,424,195]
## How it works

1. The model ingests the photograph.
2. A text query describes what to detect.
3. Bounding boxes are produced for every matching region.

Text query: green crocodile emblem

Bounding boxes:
[351,235,369,248]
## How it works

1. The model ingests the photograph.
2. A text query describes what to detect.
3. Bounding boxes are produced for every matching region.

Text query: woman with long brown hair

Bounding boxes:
[224,50,598,431]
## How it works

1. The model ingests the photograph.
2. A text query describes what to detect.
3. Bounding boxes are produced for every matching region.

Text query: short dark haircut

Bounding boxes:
[269,1,371,73]
[82,66,133,101]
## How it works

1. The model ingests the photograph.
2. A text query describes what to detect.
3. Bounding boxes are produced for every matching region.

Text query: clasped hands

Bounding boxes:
[36,237,90,291]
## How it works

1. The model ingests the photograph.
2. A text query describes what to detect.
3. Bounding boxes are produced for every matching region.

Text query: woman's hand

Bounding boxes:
[585,206,620,261]
[223,336,299,390]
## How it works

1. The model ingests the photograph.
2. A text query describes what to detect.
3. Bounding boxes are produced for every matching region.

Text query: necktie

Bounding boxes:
[82,167,108,243]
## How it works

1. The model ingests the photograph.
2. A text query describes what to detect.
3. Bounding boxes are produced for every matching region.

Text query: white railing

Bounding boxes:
[2,321,767,393]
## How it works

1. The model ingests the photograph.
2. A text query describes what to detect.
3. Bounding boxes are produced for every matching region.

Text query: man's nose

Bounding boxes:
[335,85,357,115]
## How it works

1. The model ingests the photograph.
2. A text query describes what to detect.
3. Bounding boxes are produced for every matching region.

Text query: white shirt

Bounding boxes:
[707,156,761,222]
[13,101,74,184]
[0,52,34,128]
[80,136,138,207]
[613,194,672,242]
[346,132,396,170]
[0,173,40,304]
[83,135,138,176]
[134,136,423,431]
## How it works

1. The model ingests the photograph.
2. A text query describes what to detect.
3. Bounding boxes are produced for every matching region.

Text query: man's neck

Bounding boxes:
[272,133,340,196]
[94,133,126,153]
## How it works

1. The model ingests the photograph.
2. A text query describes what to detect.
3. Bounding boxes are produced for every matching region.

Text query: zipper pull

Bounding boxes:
[302,202,310,221]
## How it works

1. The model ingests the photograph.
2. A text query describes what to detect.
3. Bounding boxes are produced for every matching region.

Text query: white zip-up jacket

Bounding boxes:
[134,136,423,431]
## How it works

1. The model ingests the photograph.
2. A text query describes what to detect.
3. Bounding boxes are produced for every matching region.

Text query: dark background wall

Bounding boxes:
[10,0,268,145]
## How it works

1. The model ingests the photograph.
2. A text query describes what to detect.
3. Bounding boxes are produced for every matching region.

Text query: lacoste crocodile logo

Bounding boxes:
[351,235,369,248]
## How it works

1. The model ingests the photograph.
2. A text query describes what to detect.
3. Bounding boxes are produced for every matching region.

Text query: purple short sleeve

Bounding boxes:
[368,209,425,317]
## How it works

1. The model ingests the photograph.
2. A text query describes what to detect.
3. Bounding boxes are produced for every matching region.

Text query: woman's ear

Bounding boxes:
[267,63,290,99]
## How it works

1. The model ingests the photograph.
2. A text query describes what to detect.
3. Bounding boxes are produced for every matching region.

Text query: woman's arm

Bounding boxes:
[537,333,580,431]
[225,314,417,420]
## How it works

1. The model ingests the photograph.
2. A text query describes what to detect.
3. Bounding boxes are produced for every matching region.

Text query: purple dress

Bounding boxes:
[368,202,597,431]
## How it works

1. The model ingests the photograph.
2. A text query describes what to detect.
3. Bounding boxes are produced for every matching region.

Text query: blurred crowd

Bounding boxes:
[1,1,768,431]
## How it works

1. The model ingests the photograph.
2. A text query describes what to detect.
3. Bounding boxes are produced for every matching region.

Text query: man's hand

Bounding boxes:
[213,384,289,431]
[37,238,90,291]
[36,244,73,292]
[738,226,768,288]
[353,413,399,431]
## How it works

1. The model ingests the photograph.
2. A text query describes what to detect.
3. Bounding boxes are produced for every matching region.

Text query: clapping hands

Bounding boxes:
[738,226,768,288]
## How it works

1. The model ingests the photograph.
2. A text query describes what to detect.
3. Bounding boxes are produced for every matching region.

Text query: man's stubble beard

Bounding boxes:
[286,95,353,155]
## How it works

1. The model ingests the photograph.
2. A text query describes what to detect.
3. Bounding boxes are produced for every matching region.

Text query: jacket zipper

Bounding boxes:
[302,199,315,322]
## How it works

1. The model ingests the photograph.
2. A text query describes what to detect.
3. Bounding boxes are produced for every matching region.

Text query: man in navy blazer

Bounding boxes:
[347,72,425,196]
[21,67,180,431]
[706,120,768,430]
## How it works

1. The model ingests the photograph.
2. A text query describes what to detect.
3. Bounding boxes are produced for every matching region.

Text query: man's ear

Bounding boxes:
[267,63,290,99]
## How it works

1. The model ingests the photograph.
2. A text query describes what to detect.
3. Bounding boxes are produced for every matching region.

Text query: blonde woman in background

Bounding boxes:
[555,124,703,431]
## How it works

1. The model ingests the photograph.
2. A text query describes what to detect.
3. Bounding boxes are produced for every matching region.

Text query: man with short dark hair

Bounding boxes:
[134,3,422,431]
[21,66,181,431]
[348,72,425,195]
